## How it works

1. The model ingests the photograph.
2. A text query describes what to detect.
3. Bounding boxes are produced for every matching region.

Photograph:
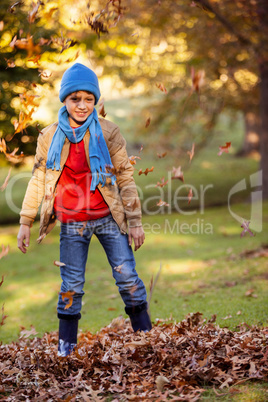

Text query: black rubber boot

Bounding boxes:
[125,302,152,332]
[57,313,80,357]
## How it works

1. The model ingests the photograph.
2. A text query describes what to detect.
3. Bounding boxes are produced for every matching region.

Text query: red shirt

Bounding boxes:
[53,140,110,223]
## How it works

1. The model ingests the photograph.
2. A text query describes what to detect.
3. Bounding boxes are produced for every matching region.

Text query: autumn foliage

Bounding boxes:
[0,313,267,400]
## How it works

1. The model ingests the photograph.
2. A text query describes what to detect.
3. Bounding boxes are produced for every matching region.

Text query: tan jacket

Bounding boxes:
[20,118,142,242]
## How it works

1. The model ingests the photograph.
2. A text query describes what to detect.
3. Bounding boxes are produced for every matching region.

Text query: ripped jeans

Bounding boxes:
[57,214,147,316]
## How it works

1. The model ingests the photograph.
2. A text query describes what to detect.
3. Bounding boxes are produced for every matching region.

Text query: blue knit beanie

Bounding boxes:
[59,63,101,104]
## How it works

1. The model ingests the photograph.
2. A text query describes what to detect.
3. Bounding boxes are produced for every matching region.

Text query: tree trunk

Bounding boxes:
[237,112,260,156]
[259,62,268,200]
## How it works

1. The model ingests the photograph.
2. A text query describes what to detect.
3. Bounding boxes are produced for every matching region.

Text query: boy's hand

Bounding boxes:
[128,226,145,251]
[17,224,31,254]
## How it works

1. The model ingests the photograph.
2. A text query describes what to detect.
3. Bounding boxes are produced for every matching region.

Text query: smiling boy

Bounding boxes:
[17,63,152,356]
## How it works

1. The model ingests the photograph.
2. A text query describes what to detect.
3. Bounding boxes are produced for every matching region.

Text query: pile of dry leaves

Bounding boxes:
[0,313,267,401]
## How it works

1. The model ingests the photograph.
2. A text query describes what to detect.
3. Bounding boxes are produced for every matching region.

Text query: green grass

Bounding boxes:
[1,202,267,345]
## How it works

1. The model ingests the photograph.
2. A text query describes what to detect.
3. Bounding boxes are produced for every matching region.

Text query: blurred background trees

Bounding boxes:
[0,0,267,197]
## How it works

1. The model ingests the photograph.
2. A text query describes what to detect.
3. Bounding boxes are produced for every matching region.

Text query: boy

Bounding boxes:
[17,63,152,357]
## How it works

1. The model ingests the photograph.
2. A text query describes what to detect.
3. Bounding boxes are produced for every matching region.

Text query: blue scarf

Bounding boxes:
[46,106,116,191]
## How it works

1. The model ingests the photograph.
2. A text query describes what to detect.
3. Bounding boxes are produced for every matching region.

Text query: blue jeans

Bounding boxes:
[57,214,147,316]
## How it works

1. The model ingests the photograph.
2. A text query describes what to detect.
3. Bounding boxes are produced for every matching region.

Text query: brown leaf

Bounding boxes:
[77,221,87,237]
[98,98,107,118]
[156,83,167,94]
[138,166,154,176]
[245,289,258,298]
[191,67,205,93]
[60,291,76,310]
[129,155,141,165]
[187,143,195,162]
[188,188,193,204]
[156,375,170,392]
[28,1,43,24]
[171,166,184,182]
[155,177,168,188]
[0,245,10,260]
[1,168,12,191]
[157,151,167,158]
[157,199,169,207]
[145,117,151,128]
[54,261,66,267]
[218,142,231,156]
[113,264,123,273]
[19,325,38,338]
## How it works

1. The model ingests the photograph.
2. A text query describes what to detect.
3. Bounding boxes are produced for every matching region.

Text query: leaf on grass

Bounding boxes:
[1,168,12,191]
[218,142,231,156]
[60,291,76,309]
[138,166,154,176]
[54,261,66,267]
[245,289,258,298]
[155,177,168,188]
[171,166,184,182]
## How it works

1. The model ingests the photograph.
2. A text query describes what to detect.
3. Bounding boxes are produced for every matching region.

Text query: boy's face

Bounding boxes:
[64,91,95,127]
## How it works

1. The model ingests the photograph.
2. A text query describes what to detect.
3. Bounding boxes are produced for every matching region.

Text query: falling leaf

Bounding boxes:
[10,35,41,57]
[51,34,77,53]
[156,83,167,94]
[1,305,8,326]
[113,264,123,273]
[1,168,12,191]
[138,166,154,176]
[13,109,34,135]
[240,221,255,237]
[60,291,76,310]
[171,166,184,182]
[28,54,41,65]
[0,245,10,260]
[77,221,87,237]
[157,151,167,158]
[38,69,52,79]
[5,58,15,68]
[157,199,170,207]
[191,67,205,93]
[188,188,193,204]
[36,233,46,243]
[139,144,144,153]
[20,325,38,338]
[156,375,170,392]
[155,177,168,188]
[218,142,231,156]
[98,98,107,117]
[54,261,66,267]
[0,21,4,31]
[8,1,23,13]
[28,0,43,24]
[145,117,151,128]
[187,143,195,162]
[129,155,141,165]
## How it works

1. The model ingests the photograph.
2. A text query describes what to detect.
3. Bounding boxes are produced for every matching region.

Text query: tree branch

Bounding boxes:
[193,0,252,47]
